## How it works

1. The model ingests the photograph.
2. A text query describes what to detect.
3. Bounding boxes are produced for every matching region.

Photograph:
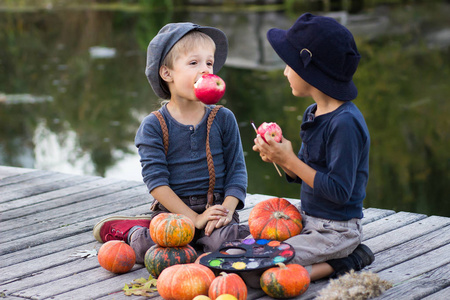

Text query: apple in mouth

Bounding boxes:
[257,122,283,143]
[194,74,226,105]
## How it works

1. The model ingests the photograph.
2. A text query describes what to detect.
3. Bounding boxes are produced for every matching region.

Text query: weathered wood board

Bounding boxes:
[1,166,449,299]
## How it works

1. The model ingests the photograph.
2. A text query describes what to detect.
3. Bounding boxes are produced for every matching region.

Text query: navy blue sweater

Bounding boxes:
[288,101,370,220]
[135,104,247,210]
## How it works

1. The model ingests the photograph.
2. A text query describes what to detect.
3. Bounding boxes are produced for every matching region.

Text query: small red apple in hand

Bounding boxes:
[194,74,226,105]
[257,122,283,143]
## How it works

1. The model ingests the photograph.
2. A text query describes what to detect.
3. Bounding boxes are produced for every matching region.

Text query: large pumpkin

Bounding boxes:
[248,197,302,241]
[260,263,310,298]
[150,213,195,247]
[209,272,247,300]
[157,263,215,300]
[97,240,136,274]
[144,244,198,278]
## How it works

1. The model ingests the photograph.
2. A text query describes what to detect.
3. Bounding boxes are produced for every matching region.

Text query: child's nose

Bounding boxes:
[200,63,213,74]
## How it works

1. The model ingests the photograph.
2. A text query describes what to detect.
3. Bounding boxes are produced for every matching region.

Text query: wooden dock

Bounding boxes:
[1,165,449,299]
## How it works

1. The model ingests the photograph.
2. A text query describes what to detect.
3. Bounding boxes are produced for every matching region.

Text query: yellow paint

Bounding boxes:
[232,261,247,270]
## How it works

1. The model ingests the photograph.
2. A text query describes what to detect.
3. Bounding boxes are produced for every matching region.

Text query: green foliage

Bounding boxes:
[354,6,450,215]
[0,3,449,217]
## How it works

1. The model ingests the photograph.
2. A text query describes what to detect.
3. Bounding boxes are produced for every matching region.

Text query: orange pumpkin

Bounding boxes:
[248,197,302,241]
[97,240,136,274]
[260,263,310,298]
[157,263,216,300]
[209,272,247,300]
[150,213,195,247]
[195,252,210,264]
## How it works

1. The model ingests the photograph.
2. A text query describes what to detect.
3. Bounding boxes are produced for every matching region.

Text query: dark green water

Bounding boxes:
[1,3,449,216]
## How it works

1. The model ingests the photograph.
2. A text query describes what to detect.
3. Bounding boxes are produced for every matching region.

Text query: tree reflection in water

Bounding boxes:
[0,3,449,217]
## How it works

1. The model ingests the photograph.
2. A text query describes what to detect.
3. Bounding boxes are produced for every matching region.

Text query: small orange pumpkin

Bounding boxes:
[97,240,136,274]
[150,213,195,247]
[195,252,211,264]
[157,263,216,300]
[248,197,302,241]
[209,272,247,300]
[260,263,310,298]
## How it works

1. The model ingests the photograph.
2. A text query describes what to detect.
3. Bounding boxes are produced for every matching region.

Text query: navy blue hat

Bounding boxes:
[267,13,360,101]
[146,22,228,99]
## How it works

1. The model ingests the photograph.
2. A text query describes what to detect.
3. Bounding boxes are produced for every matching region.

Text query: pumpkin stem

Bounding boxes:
[220,271,228,276]
[273,211,289,219]
[276,262,287,269]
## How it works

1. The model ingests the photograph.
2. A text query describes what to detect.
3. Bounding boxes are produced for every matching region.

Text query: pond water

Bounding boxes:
[1,2,449,216]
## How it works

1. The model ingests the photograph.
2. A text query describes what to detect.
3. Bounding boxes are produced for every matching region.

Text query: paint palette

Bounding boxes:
[199,238,295,273]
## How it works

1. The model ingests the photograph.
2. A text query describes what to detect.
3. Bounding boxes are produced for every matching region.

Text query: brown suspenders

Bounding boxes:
[151,105,223,209]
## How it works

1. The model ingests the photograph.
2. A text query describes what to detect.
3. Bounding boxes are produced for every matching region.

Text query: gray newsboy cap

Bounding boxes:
[145,22,228,99]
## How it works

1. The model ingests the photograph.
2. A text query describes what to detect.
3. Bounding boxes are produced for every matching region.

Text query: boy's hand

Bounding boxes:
[204,209,234,236]
[194,205,229,230]
[253,133,293,166]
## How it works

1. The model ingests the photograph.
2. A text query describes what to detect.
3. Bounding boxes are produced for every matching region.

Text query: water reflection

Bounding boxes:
[0,3,449,217]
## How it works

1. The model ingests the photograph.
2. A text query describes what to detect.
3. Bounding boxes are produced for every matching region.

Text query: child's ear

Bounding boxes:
[159,65,173,83]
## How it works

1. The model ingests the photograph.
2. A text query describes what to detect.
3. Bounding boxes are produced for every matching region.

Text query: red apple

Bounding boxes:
[257,122,282,143]
[194,74,226,105]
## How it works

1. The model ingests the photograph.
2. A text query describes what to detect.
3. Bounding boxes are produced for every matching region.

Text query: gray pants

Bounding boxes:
[288,210,363,267]
[130,194,250,264]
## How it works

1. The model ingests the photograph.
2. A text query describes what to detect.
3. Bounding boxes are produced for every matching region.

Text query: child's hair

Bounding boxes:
[161,30,216,70]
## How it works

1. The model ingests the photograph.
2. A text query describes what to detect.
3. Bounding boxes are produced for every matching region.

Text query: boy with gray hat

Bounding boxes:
[253,13,374,280]
[93,22,249,263]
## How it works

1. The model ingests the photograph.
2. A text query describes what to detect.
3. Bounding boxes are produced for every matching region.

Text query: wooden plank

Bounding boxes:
[362,211,427,240]
[361,207,396,225]
[378,263,450,300]
[238,207,253,223]
[0,175,108,214]
[0,198,155,283]
[0,183,148,235]
[364,215,450,253]
[0,202,150,255]
[0,166,35,179]
[0,172,80,201]
[1,166,449,300]
[244,194,278,207]
[370,223,450,273]
[378,243,450,284]
[0,169,53,189]
[1,241,100,293]
[7,254,146,299]
[42,267,151,300]
[0,240,100,285]
[422,285,450,300]
[298,280,331,300]
[0,231,96,268]
[0,168,51,186]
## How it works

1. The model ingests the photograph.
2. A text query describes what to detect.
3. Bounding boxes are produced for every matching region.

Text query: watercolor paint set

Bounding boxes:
[199,238,295,287]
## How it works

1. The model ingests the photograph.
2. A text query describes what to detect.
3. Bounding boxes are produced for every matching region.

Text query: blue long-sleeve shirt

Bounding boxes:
[288,101,370,220]
[135,104,247,210]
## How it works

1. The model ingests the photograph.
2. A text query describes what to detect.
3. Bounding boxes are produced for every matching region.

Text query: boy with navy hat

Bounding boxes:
[253,13,374,279]
[93,22,249,263]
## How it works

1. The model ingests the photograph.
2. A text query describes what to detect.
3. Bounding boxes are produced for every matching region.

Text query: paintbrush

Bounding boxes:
[251,122,283,177]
